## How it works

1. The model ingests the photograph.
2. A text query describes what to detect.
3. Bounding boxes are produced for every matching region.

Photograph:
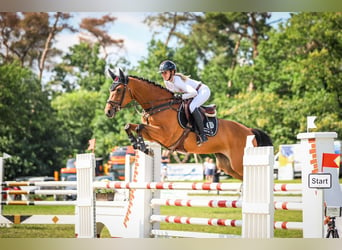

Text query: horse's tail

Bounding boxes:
[251,128,273,146]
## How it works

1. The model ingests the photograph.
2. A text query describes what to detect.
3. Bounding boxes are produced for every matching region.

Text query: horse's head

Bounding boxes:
[104,68,131,118]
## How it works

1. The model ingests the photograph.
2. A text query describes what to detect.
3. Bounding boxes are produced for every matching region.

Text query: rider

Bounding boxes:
[158,60,210,145]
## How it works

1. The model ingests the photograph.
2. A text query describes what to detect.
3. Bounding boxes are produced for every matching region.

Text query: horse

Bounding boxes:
[104,68,273,180]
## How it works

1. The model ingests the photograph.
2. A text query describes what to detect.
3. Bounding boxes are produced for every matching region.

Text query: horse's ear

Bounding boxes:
[108,68,116,80]
[118,68,128,84]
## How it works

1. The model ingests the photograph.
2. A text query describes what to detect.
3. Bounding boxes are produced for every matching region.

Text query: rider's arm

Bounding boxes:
[173,77,197,99]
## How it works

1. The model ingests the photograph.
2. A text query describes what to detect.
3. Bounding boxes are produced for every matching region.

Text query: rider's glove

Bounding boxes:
[174,93,183,99]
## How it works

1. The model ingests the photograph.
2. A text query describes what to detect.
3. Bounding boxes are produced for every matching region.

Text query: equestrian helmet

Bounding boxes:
[159,60,176,73]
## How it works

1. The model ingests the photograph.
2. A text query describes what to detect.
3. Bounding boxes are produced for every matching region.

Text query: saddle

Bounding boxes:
[200,104,217,117]
[177,100,218,137]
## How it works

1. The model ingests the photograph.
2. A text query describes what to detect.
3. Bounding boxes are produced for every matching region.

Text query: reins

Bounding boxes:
[143,98,182,116]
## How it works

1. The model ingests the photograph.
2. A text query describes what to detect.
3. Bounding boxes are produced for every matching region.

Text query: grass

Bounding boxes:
[0,224,77,238]
[0,204,77,238]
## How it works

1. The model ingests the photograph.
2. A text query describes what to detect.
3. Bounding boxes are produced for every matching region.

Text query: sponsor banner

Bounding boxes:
[165,163,204,181]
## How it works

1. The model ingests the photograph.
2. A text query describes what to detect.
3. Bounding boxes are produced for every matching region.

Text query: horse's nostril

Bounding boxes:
[105,109,114,118]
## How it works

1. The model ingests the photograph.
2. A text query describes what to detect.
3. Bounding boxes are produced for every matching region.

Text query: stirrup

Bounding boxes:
[196,134,208,146]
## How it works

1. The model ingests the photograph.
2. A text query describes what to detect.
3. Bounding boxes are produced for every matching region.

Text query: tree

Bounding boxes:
[49,42,107,92]
[0,62,62,180]
[0,12,75,82]
[49,13,127,93]
[144,12,272,92]
[127,39,173,84]
[144,12,200,47]
[38,12,75,81]
[218,12,342,149]
[79,14,124,60]
[186,13,271,68]
[253,13,342,100]
[51,90,102,156]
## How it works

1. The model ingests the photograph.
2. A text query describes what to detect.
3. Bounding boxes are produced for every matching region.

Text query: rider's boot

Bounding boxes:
[192,108,208,146]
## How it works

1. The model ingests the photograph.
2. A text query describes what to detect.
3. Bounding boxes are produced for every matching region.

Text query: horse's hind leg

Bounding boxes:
[215,153,243,180]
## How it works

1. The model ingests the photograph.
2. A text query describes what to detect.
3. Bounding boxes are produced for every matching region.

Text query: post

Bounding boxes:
[94,143,161,238]
[242,136,274,238]
[122,142,161,237]
[0,155,14,226]
[75,153,95,238]
[297,132,337,238]
[0,157,3,216]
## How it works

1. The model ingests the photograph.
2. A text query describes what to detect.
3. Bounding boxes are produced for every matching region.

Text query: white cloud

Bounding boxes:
[113,12,150,29]
[55,32,79,52]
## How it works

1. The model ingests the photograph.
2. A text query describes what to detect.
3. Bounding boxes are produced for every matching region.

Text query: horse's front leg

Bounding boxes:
[125,123,149,154]
[135,124,149,154]
[125,123,139,149]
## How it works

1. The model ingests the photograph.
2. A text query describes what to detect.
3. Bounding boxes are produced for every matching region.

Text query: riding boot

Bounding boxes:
[192,108,208,145]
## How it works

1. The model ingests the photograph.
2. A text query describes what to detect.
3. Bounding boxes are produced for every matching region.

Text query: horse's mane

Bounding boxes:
[128,75,174,95]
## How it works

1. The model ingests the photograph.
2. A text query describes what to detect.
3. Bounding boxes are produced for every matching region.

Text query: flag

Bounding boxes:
[87,138,96,152]
[322,153,340,168]
[307,116,317,131]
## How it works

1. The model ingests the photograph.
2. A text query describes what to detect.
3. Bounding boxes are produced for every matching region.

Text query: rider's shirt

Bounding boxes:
[164,75,210,113]
[164,75,201,100]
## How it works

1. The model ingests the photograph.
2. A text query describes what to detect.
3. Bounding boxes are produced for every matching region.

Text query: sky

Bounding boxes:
[55,12,292,67]
[55,12,155,66]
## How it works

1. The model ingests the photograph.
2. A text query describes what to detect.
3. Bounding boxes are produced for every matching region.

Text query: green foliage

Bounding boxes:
[200,61,230,102]
[0,62,62,179]
[220,12,342,150]
[50,42,107,92]
[129,39,173,83]
[51,90,101,157]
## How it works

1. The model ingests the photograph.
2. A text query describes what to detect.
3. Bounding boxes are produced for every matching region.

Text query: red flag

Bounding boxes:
[87,138,96,152]
[322,153,340,168]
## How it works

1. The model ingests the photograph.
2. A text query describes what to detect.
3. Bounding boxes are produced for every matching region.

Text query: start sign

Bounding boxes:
[308,173,332,189]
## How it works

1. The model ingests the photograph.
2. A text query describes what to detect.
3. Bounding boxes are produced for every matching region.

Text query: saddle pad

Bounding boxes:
[177,104,218,137]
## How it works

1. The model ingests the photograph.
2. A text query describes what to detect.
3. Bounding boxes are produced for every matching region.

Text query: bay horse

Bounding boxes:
[104,68,272,180]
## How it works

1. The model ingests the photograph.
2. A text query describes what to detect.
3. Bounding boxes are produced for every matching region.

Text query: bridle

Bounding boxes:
[106,74,182,118]
[106,79,130,112]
